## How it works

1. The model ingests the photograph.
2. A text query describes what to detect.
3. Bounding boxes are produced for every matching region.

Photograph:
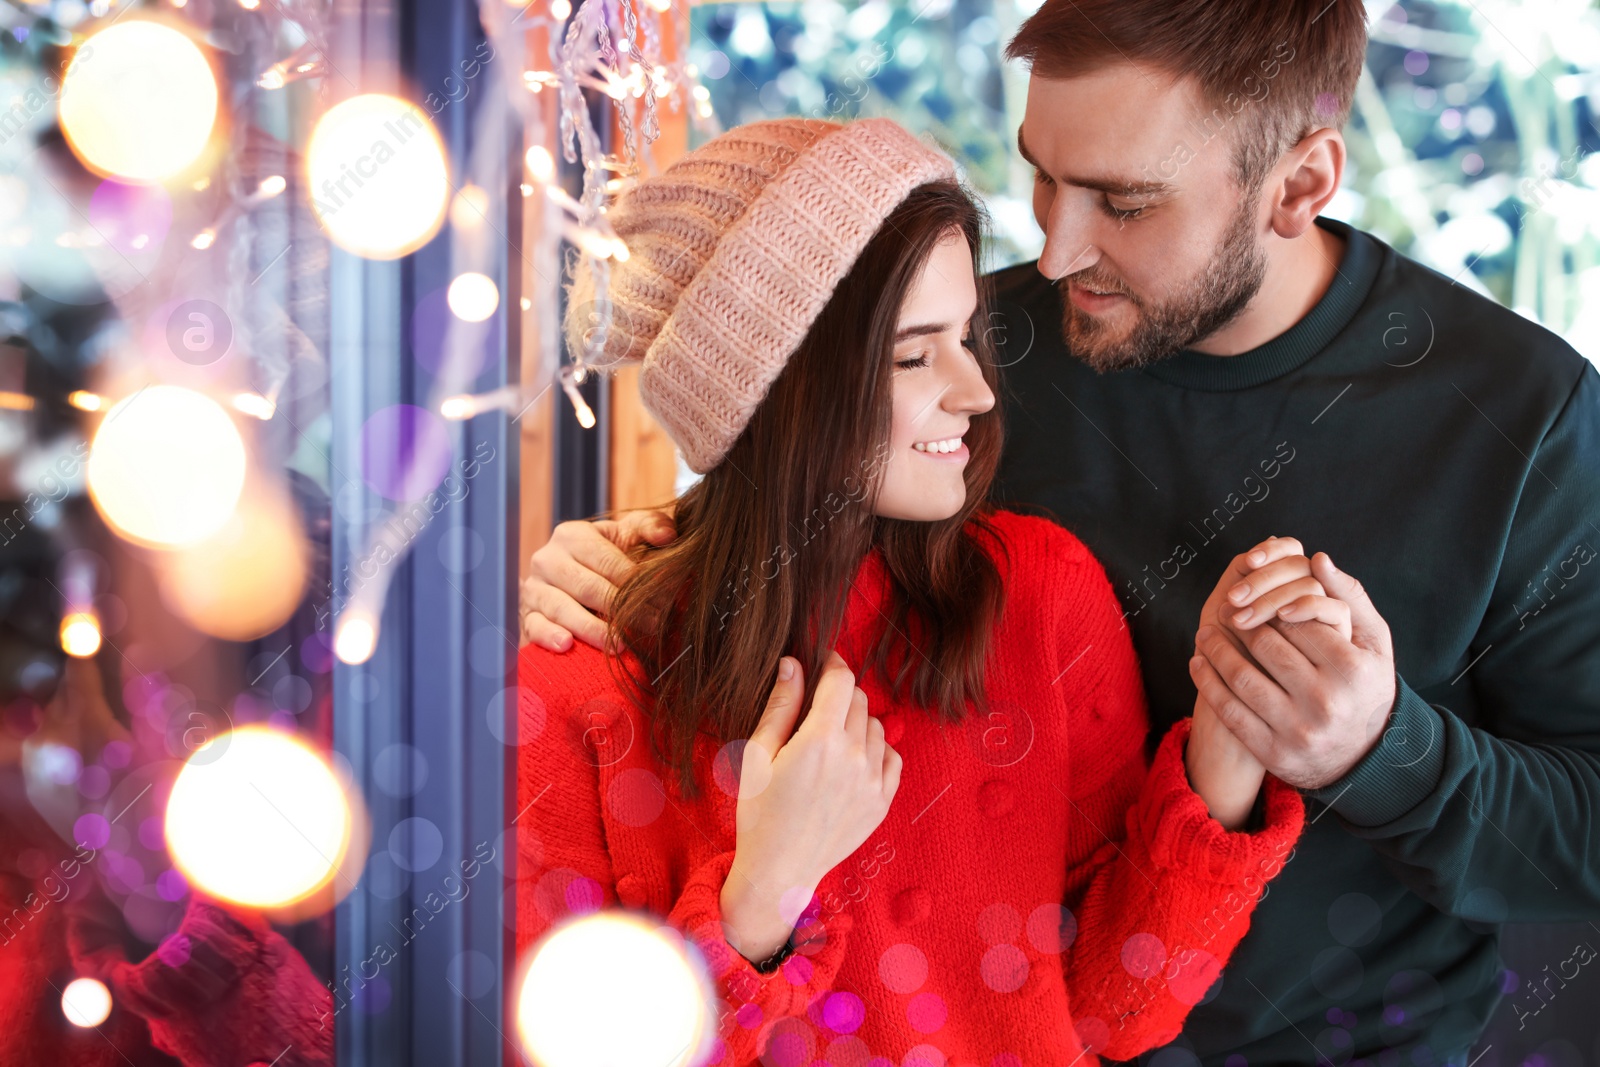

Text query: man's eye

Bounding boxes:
[895,354,929,370]
[1033,166,1054,187]
[1104,197,1146,221]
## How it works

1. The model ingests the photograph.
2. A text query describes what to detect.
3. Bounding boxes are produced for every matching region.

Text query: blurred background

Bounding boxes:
[0,0,1595,1065]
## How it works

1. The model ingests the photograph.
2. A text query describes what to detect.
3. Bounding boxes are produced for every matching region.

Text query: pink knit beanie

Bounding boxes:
[564,118,959,474]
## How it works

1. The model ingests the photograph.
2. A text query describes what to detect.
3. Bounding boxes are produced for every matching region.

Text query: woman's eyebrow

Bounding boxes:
[893,322,952,342]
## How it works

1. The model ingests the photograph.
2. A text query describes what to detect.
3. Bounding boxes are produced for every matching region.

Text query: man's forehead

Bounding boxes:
[1020,70,1225,186]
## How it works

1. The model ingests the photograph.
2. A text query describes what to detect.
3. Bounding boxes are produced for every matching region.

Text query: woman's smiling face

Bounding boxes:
[872,229,996,522]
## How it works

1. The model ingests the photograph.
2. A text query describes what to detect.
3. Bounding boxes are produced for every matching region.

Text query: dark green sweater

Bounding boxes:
[988,217,1600,1066]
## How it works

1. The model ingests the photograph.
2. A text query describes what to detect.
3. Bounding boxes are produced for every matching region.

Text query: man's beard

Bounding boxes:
[1058,200,1268,373]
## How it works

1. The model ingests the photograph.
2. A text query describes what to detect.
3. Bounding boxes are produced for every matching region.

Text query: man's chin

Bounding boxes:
[1063,307,1164,373]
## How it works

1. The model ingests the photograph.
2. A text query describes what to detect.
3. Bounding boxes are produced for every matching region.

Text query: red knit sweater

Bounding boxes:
[515,509,1305,1066]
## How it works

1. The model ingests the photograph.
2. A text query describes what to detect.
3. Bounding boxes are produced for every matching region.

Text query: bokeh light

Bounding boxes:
[447,272,499,323]
[86,385,247,548]
[164,726,354,909]
[156,485,310,641]
[60,978,112,1028]
[358,403,451,501]
[334,611,378,666]
[58,21,219,181]
[59,611,102,658]
[307,94,450,260]
[516,912,713,1067]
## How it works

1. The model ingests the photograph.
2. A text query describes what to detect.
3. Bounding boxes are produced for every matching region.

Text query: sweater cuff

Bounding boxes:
[667,851,854,1022]
[1135,718,1306,883]
[1303,675,1446,828]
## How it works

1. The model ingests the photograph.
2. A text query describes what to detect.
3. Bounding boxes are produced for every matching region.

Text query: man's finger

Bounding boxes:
[1197,624,1293,727]
[1231,618,1317,689]
[1190,660,1276,756]
[1274,594,1353,642]
[522,611,574,653]
[569,525,642,589]
[619,507,678,547]
[523,581,609,649]
[546,554,619,615]
[1311,552,1391,655]
[1266,617,1362,678]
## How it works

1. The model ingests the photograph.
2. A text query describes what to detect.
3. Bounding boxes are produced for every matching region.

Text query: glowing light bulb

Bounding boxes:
[60,612,102,658]
[165,726,353,909]
[447,272,499,322]
[550,0,572,18]
[517,912,712,1067]
[58,21,219,181]
[61,978,112,1028]
[67,390,104,412]
[450,185,490,230]
[231,392,275,420]
[256,175,286,199]
[307,94,449,260]
[86,385,247,548]
[526,145,555,184]
[335,612,378,665]
[440,395,474,420]
[191,228,216,249]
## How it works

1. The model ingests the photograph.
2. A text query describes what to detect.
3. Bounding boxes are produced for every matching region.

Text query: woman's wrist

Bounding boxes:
[719,865,804,967]
[1185,705,1266,831]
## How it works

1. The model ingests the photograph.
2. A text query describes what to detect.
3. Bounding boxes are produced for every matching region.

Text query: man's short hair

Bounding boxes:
[1005,0,1369,192]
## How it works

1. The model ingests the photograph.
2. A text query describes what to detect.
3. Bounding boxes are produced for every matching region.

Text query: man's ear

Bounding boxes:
[1266,128,1346,240]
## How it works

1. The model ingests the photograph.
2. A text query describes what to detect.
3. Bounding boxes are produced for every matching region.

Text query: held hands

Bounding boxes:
[720,651,903,962]
[1190,537,1397,791]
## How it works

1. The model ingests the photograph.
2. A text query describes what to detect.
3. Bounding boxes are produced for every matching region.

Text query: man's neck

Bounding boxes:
[1189,220,1347,357]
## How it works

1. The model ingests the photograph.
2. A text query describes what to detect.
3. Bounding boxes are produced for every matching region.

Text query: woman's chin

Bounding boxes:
[872,491,969,523]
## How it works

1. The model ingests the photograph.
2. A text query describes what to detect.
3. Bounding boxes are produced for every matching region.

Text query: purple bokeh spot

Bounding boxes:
[822,991,864,1034]
[156,868,189,902]
[88,179,172,255]
[410,284,502,380]
[301,631,335,675]
[565,875,603,915]
[74,812,111,850]
[360,404,453,502]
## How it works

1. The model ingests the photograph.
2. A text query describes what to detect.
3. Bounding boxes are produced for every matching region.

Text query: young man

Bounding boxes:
[520,1,1600,1064]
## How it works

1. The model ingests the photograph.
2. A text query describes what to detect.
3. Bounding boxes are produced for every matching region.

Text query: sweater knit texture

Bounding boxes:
[567,117,957,474]
[515,509,1305,1066]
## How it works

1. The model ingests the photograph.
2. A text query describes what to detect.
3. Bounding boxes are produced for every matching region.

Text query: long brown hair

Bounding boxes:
[606,179,1007,799]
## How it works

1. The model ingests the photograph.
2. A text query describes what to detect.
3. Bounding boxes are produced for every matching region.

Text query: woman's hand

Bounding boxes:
[1185,690,1267,830]
[720,651,902,962]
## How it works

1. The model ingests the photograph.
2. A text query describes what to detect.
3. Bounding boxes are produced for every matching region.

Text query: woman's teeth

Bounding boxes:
[913,437,964,453]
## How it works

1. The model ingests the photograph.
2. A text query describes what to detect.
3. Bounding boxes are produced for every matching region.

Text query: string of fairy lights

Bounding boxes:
[12,0,731,1055]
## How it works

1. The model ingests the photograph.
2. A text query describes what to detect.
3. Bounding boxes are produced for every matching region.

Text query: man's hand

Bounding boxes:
[520,508,676,651]
[1191,548,1396,790]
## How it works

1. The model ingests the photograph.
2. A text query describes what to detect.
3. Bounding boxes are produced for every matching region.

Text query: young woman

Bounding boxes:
[516,117,1306,1067]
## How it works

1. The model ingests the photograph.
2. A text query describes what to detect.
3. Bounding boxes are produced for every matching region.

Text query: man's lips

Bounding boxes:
[1067,280,1130,312]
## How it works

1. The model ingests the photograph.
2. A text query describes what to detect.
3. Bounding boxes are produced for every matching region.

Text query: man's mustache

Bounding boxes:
[1056,271,1139,305]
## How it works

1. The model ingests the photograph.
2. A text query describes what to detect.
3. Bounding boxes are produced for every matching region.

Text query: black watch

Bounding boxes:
[751,932,797,975]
